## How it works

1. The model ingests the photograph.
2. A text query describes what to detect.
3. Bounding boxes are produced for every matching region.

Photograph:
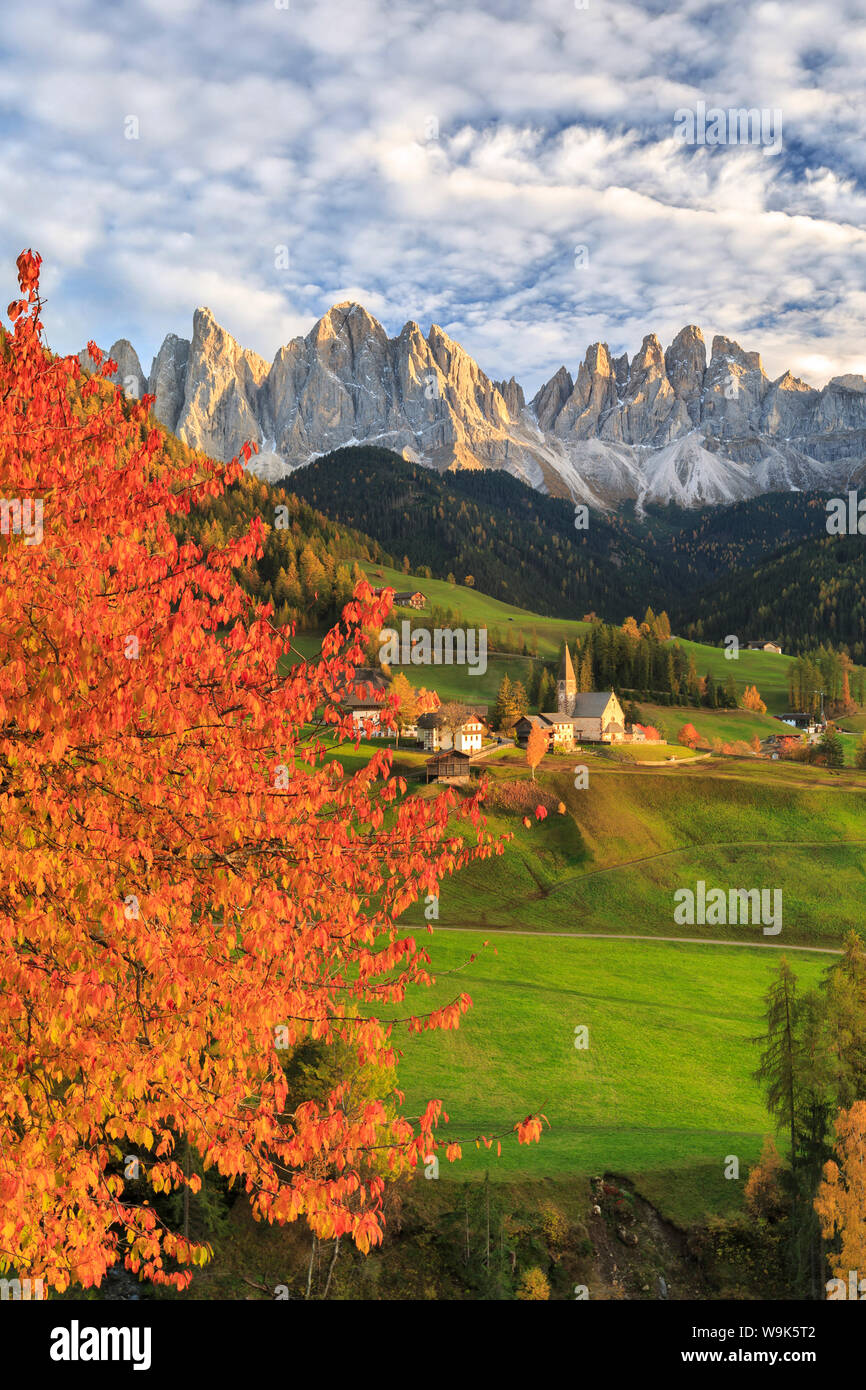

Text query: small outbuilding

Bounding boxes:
[425,750,472,785]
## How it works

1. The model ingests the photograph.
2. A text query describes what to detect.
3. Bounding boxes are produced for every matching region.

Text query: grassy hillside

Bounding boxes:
[399,757,866,945]
[360,561,817,714]
[388,753,865,1224]
[630,701,784,745]
[396,931,828,1225]
[363,561,589,653]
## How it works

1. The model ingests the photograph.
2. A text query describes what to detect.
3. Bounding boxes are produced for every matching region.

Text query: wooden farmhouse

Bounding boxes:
[392,590,428,610]
[515,713,576,750]
[425,750,471,784]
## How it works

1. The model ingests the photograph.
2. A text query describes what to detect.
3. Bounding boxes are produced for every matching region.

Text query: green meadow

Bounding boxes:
[396,931,829,1225]
[398,760,866,945]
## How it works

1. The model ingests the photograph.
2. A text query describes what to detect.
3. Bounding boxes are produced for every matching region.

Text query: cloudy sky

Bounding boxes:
[2,0,865,394]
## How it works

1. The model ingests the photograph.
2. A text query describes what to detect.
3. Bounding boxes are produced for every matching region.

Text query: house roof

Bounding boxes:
[336,666,390,708]
[539,712,574,726]
[426,750,471,765]
[417,711,483,730]
[517,714,549,729]
[572,691,615,717]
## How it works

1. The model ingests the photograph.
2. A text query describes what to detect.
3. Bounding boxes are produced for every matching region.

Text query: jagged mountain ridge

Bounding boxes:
[84,306,866,509]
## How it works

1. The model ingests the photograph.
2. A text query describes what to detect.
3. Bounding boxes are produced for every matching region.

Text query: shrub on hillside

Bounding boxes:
[516,1267,551,1300]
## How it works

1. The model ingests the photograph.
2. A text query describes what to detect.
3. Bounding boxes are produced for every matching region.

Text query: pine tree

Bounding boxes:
[525,661,541,708]
[817,725,844,768]
[723,673,739,709]
[538,668,557,711]
[493,674,514,732]
[754,958,802,1170]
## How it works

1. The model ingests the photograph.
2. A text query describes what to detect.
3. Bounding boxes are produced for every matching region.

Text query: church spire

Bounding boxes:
[558,643,577,714]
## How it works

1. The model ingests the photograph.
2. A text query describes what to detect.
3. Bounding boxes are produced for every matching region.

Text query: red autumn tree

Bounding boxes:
[0,252,539,1294]
[677,723,700,749]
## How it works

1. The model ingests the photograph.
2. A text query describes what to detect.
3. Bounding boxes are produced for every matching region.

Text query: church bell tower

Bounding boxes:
[557,644,577,714]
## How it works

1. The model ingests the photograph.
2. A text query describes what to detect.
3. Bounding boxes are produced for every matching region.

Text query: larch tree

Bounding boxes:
[0,252,541,1295]
[525,725,548,782]
[814,1101,866,1285]
[753,957,802,1170]
[742,684,767,714]
[387,672,419,749]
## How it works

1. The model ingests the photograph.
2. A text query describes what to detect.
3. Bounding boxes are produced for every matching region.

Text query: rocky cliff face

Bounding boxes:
[87,304,866,509]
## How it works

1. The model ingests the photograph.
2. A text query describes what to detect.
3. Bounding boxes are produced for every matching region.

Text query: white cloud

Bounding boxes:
[0,0,863,395]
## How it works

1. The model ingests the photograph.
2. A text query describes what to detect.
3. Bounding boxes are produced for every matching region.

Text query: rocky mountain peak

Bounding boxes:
[710,334,764,376]
[87,300,866,509]
[664,325,706,425]
[494,376,526,419]
[531,365,574,431]
[630,333,666,378]
[829,374,866,393]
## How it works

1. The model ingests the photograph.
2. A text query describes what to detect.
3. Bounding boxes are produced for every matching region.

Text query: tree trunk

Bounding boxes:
[783,982,797,1171]
[322,1237,341,1300]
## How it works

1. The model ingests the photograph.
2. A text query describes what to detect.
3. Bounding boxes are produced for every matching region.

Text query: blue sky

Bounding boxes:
[2,0,865,394]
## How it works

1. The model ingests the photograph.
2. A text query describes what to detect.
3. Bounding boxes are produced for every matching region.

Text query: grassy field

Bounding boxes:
[396,931,829,1225]
[398,758,866,944]
[630,702,783,746]
[673,638,794,713]
[603,741,701,762]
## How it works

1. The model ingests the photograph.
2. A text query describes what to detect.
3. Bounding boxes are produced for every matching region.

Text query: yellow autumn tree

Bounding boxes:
[388,672,420,748]
[744,1134,786,1221]
[525,724,548,781]
[742,684,767,714]
[814,1101,866,1281]
[516,1266,550,1300]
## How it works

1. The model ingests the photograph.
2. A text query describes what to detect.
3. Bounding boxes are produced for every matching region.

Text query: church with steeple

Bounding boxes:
[556,645,625,742]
